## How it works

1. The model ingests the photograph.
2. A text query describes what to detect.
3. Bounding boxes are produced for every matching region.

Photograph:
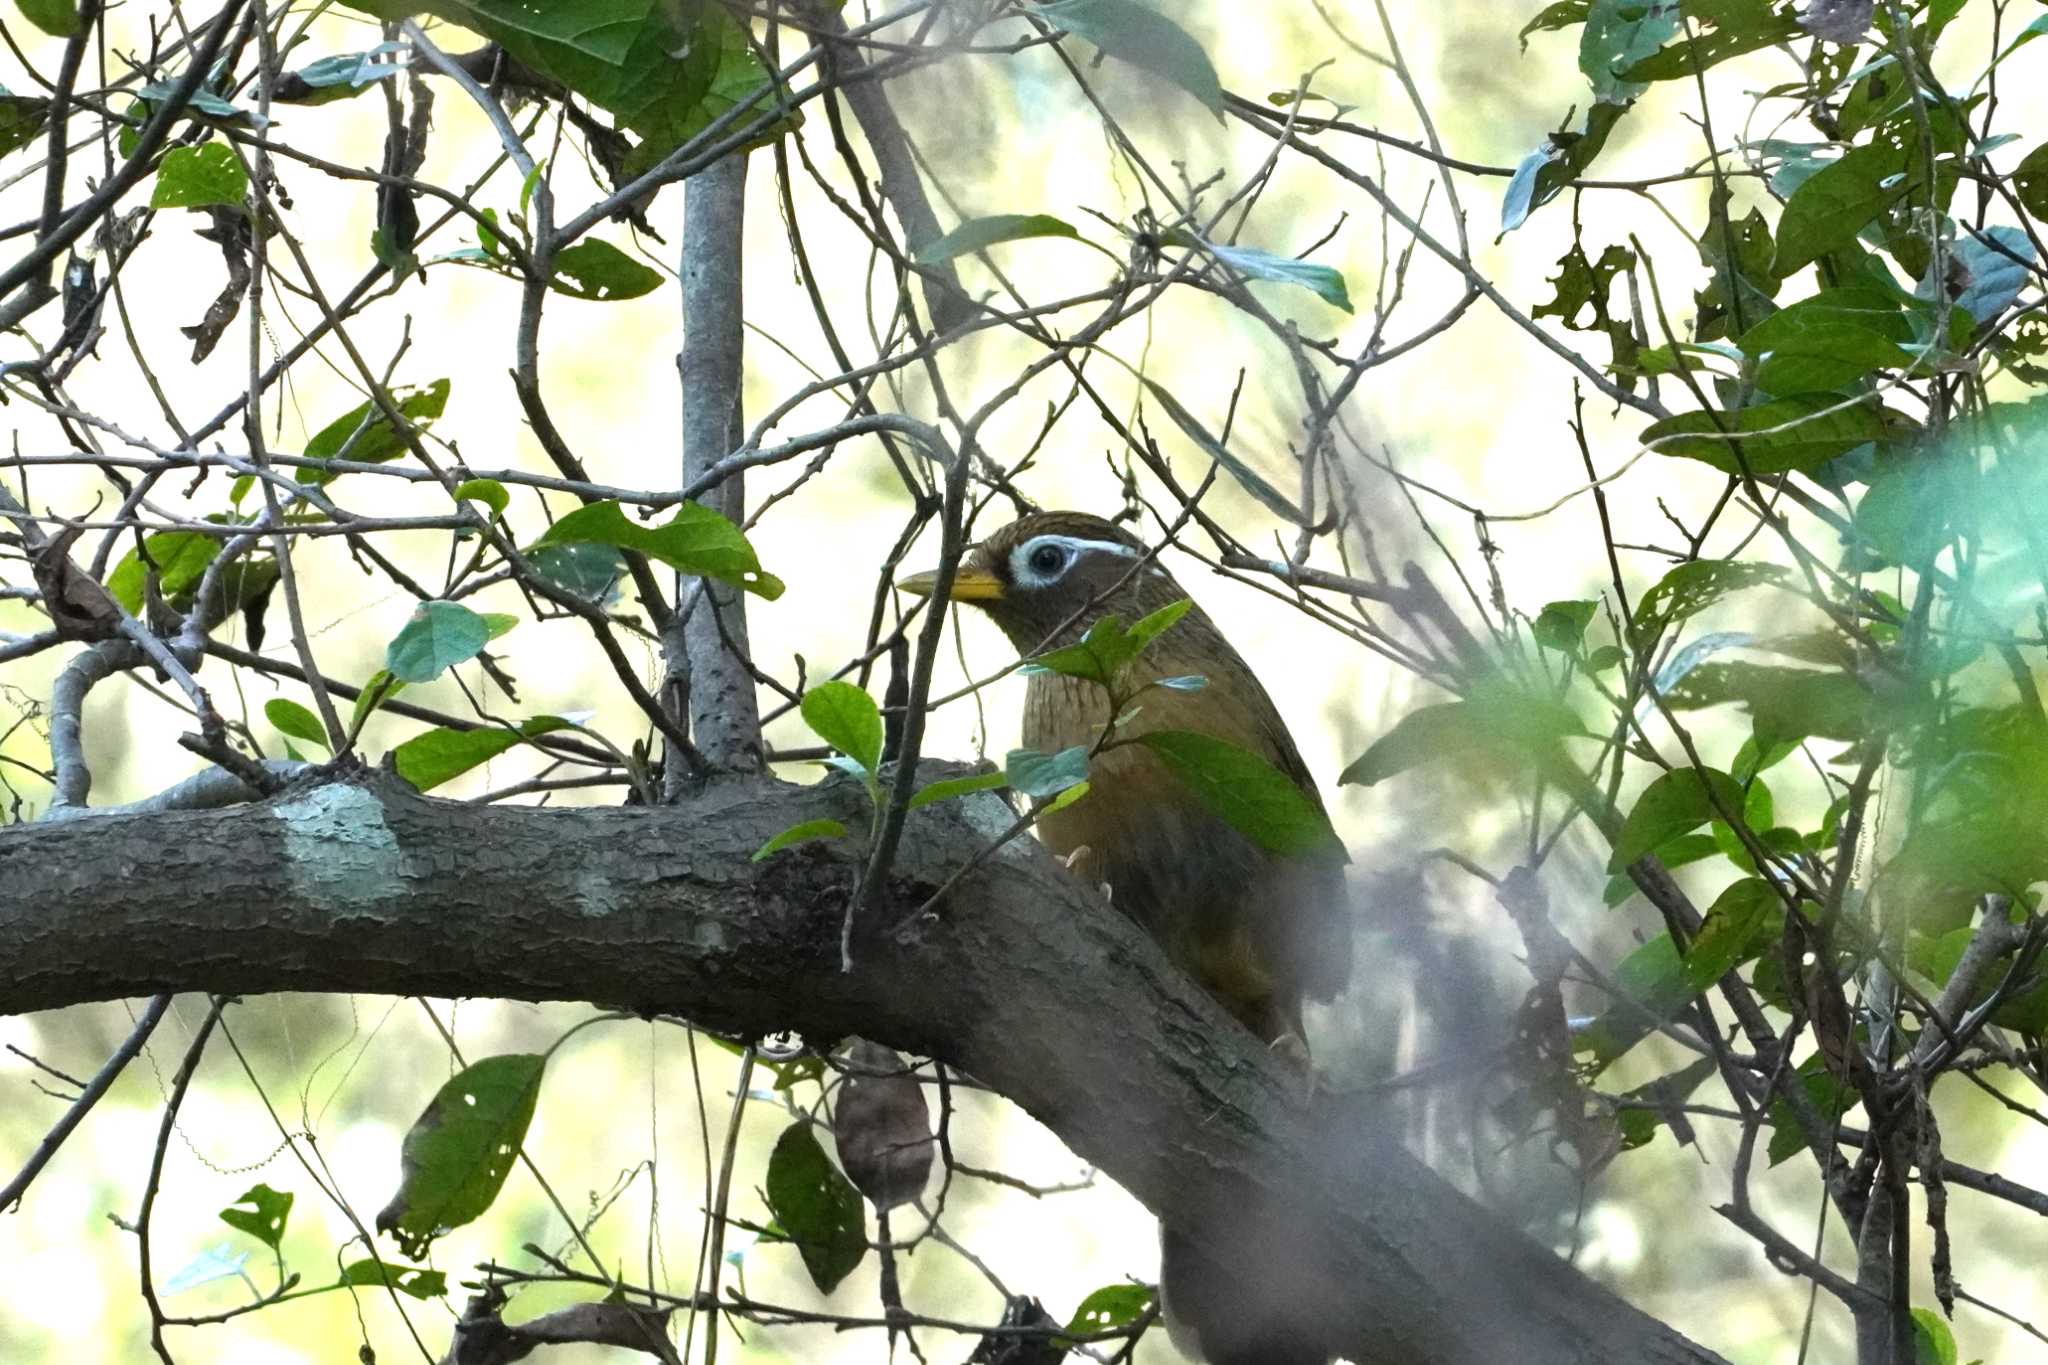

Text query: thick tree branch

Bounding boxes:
[1,768,1723,1365]
[671,152,761,778]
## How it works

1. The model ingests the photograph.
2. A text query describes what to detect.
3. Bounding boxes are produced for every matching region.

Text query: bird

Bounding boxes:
[899,509,1351,1365]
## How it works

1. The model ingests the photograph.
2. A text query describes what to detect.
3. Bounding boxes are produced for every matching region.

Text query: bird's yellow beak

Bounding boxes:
[897,566,1005,602]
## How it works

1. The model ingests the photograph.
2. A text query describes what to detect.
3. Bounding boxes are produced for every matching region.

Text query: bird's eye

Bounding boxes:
[1027,543,1068,578]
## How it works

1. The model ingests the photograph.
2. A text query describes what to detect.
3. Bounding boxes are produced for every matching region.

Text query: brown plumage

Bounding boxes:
[901,510,1351,1365]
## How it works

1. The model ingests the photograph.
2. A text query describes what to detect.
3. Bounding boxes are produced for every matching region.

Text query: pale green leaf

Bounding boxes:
[800,681,883,776]
[391,716,572,792]
[150,142,248,209]
[752,818,849,860]
[914,214,1080,264]
[908,769,1008,809]
[265,698,330,750]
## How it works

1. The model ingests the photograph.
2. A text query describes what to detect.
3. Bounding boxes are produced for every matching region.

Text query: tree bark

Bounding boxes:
[672,151,761,777]
[0,767,1724,1365]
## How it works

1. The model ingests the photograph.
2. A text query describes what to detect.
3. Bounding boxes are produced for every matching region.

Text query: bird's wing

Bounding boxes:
[1143,608,1354,1003]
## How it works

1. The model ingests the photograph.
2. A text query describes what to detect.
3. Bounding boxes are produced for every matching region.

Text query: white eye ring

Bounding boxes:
[1008,534,1136,589]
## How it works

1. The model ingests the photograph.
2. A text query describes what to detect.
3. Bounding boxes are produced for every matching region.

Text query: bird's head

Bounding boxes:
[897,511,1181,653]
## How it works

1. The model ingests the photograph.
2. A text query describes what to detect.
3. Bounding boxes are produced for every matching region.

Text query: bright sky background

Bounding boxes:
[4,2,2046,1362]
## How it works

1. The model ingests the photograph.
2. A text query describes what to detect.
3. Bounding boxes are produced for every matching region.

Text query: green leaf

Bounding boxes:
[392,716,572,792]
[1621,340,1736,379]
[1913,1309,1958,1365]
[1340,701,1469,786]
[1340,684,1584,788]
[452,478,509,518]
[1981,15,2048,87]
[1604,832,1721,904]
[2015,139,2048,221]
[1608,767,1744,871]
[1682,878,1780,989]
[150,142,248,209]
[339,0,736,166]
[385,601,493,683]
[1640,394,1885,475]
[1736,286,1912,352]
[337,1258,446,1300]
[1766,1053,1858,1165]
[1534,242,1638,372]
[1136,730,1342,858]
[1580,0,1681,102]
[1533,599,1598,653]
[1916,916,2048,1035]
[351,669,405,736]
[1693,185,1782,343]
[613,5,798,177]
[1037,0,1224,115]
[1042,778,1091,815]
[1620,0,1802,82]
[1126,597,1193,652]
[1753,322,1910,393]
[913,213,1080,264]
[15,0,81,37]
[1574,933,1695,1067]
[1663,661,1880,747]
[1061,1282,1156,1346]
[764,1052,826,1094]
[298,379,451,484]
[1028,622,1123,687]
[1731,733,1798,785]
[0,92,51,159]
[527,542,624,604]
[1631,558,1796,646]
[265,698,330,750]
[1884,797,2048,929]
[800,681,883,776]
[1521,0,1590,45]
[106,530,222,614]
[549,238,664,301]
[1207,241,1353,313]
[752,818,849,861]
[1142,380,1304,524]
[1610,1055,1718,1150]
[763,1121,866,1295]
[375,1054,545,1261]
[908,769,1009,809]
[218,1183,293,1250]
[1027,604,1189,689]
[1774,141,1906,275]
[532,500,783,599]
[280,51,407,105]
[1006,746,1092,800]
[1732,283,1907,388]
